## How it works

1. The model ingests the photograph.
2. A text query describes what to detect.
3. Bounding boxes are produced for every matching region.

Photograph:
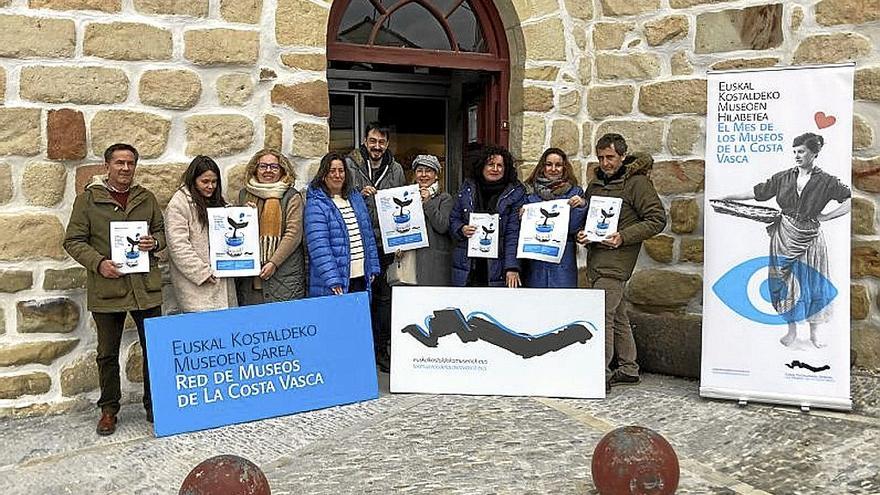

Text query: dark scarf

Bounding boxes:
[596,164,627,185]
[475,177,508,214]
[534,176,573,200]
[358,145,394,186]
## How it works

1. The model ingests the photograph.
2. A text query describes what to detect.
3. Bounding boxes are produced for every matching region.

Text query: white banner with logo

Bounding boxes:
[390,287,605,398]
[702,64,854,410]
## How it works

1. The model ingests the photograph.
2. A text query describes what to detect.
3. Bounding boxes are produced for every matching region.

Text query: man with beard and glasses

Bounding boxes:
[344,122,405,372]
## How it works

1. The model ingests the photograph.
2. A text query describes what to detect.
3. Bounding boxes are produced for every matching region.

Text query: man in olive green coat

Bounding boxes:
[577,133,667,393]
[64,143,165,435]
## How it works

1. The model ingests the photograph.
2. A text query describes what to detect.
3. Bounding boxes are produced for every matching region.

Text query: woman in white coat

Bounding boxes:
[166,156,237,312]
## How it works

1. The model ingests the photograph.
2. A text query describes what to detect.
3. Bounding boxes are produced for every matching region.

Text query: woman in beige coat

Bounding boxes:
[166,156,237,312]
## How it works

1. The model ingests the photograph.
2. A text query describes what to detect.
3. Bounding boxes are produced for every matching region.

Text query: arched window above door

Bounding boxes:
[337,0,487,53]
[328,0,508,71]
[327,0,512,148]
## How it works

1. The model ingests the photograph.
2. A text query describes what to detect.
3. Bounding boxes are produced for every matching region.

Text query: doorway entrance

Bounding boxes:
[328,65,494,192]
[326,0,510,193]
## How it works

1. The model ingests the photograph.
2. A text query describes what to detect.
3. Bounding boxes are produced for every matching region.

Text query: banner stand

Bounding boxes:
[700,63,854,412]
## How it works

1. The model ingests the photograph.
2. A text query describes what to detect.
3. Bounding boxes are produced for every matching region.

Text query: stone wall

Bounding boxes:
[0,0,329,416]
[504,0,880,377]
[0,0,878,415]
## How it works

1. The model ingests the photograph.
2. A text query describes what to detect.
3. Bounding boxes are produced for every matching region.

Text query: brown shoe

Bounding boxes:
[96,412,117,436]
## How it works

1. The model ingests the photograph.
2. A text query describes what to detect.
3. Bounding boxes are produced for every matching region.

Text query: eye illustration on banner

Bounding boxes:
[401,308,596,358]
[712,256,837,325]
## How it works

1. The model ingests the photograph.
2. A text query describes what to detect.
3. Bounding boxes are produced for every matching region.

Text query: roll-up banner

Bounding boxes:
[702,64,854,411]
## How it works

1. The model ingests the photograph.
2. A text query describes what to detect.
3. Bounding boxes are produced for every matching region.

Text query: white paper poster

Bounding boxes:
[467,213,500,259]
[110,221,149,274]
[517,199,570,263]
[583,196,623,242]
[207,207,260,278]
[391,287,605,398]
[375,185,429,253]
[702,64,854,411]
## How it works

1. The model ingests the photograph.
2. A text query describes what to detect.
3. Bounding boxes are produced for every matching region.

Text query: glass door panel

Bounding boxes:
[363,95,447,185]
[329,93,357,154]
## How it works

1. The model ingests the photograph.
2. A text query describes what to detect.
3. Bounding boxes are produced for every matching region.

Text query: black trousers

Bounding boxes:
[92,306,161,415]
[349,276,368,292]
[370,254,394,354]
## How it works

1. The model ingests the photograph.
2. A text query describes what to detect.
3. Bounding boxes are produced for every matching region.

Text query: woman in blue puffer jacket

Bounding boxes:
[449,145,526,287]
[305,152,380,297]
[521,147,587,288]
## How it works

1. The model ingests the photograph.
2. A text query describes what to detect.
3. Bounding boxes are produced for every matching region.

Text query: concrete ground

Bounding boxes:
[1,372,879,495]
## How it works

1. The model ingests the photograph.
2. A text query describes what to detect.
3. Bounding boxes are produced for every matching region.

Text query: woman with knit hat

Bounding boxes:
[235,148,306,304]
[404,154,453,286]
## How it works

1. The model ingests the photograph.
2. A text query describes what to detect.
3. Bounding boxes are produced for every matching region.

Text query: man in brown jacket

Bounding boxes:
[577,133,667,393]
[63,143,165,435]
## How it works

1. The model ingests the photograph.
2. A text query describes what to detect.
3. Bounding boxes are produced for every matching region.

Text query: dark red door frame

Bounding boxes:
[326,0,510,147]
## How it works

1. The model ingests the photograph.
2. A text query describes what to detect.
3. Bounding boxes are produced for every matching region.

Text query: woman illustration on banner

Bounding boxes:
[450,145,526,287]
[166,156,238,313]
[236,149,306,305]
[305,152,381,297]
[721,132,850,348]
[521,148,587,288]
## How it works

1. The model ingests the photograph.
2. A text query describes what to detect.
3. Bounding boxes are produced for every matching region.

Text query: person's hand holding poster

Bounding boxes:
[375,185,429,253]
[583,196,622,243]
[207,207,260,278]
[110,221,149,274]
[467,213,500,258]
[517,199,570,263]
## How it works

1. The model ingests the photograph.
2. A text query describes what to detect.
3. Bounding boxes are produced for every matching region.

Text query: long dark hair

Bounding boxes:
[526,147,578,187]
[182,155,225,228]
[311,152,351,199]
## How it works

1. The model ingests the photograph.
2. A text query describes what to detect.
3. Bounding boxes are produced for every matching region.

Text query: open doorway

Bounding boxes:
[326,0,511,194]
[328,63,497,193]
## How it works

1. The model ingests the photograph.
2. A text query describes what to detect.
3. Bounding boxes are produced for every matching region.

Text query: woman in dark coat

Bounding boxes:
[449,145,526,287]
[305,152,381,297]
[521,148,587,288]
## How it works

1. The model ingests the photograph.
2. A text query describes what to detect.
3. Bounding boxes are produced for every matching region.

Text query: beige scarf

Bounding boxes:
[245,177,290,264]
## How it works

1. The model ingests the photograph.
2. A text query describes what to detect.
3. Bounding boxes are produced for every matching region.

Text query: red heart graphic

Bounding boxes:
[814,112,836,129]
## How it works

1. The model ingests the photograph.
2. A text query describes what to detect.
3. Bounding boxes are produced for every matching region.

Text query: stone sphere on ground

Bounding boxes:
[179,454,270,495]
[591,426,679,495]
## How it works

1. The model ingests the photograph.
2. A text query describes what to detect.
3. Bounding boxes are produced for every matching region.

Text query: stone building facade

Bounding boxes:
[0,0,877,415]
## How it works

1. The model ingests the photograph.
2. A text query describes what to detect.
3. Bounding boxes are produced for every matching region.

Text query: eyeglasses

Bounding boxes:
[257,163,281,171]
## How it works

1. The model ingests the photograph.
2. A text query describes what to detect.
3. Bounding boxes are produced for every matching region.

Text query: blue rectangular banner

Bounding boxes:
[145,293,379,437]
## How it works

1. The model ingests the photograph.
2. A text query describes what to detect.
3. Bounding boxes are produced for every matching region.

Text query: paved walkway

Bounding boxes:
[2,372,879,494]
